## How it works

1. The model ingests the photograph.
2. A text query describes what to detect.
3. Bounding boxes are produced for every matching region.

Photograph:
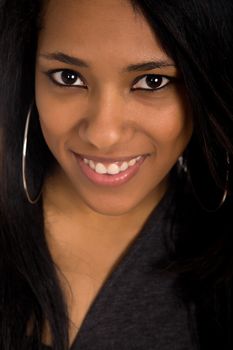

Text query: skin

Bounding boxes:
[35,0,193,343]
[36,0,192,217]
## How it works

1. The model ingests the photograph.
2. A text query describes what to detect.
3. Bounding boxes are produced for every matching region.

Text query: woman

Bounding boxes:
[0,0,233,349]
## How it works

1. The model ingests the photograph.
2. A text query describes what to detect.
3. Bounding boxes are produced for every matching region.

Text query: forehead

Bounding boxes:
[38,0,167,63]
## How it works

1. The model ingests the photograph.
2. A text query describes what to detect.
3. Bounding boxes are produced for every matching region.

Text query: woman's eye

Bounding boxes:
[48,69,86,87]
[132,74,170,91]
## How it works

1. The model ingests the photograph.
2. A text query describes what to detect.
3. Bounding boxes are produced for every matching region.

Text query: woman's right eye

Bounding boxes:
[47,69,87,88]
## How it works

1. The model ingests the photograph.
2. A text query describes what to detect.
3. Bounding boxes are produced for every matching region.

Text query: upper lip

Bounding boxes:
[73,152,148,163]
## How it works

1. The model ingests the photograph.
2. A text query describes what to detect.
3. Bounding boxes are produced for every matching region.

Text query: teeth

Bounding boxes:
[128,158,136,166]
[83,156,142,175]
[89,160,95,170]
[120,162,129,171]
[95,163,107,174]
[107,164,120,175]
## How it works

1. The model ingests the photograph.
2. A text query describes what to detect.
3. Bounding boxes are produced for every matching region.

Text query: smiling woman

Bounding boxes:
[35,0,192,217]
[0,1,233,350]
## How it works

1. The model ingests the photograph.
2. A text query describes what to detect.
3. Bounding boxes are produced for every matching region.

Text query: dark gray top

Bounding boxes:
[40,188,199,350]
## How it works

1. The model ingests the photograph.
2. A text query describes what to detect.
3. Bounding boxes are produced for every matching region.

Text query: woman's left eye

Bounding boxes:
[47,69,86,87]
[132,74,170,91]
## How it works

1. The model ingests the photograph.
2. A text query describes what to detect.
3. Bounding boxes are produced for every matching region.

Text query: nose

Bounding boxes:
[78,89,133,151]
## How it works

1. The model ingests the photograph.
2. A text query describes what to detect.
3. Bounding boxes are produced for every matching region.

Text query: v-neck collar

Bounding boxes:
[69,187,174,350]
[35,186,175,350]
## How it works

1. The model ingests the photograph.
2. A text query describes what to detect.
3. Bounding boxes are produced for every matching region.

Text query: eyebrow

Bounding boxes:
[39,52,89,67]
[39,51,176,72]
[124,61,176,72]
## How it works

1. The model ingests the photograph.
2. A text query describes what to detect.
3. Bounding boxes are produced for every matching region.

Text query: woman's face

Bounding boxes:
[35,0,193,215]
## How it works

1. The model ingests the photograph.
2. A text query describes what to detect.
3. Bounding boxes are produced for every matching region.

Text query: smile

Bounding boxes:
[73,153,148,187]
[83,156,142,175]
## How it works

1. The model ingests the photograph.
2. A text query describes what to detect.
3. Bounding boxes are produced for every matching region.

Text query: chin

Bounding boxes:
[82,196,140,217]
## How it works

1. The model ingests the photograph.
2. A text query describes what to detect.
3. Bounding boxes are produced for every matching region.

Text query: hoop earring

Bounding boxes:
[218,152,230,208]
[180,152,230,212]
[178,155,188,174]
[22,105,42,204]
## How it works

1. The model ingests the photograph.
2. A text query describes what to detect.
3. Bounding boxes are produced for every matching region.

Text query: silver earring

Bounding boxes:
[217,152,230,209]
[22,105,42,204]
[178,155,188,173]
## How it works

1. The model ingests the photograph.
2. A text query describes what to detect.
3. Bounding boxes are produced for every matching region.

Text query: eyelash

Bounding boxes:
[45,69,176,92]
[45,69,87,89]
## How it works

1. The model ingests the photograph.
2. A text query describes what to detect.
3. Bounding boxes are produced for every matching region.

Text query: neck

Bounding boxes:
[43,166,168,235]
[42,166,168,275]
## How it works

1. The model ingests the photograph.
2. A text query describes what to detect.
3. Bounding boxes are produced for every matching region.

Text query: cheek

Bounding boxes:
[157,109,191,143]
[35,73,81,146]
[143,93,193,150]
[35,73,61,139]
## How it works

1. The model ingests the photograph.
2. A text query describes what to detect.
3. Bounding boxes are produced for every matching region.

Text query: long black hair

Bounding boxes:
[132,2,233,349]
[0,0,233,349]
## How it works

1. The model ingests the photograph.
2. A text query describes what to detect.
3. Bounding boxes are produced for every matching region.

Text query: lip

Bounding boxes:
[73,152,148,187]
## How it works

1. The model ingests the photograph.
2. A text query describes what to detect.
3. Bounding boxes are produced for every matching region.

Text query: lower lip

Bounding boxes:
[73,154,147,187]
